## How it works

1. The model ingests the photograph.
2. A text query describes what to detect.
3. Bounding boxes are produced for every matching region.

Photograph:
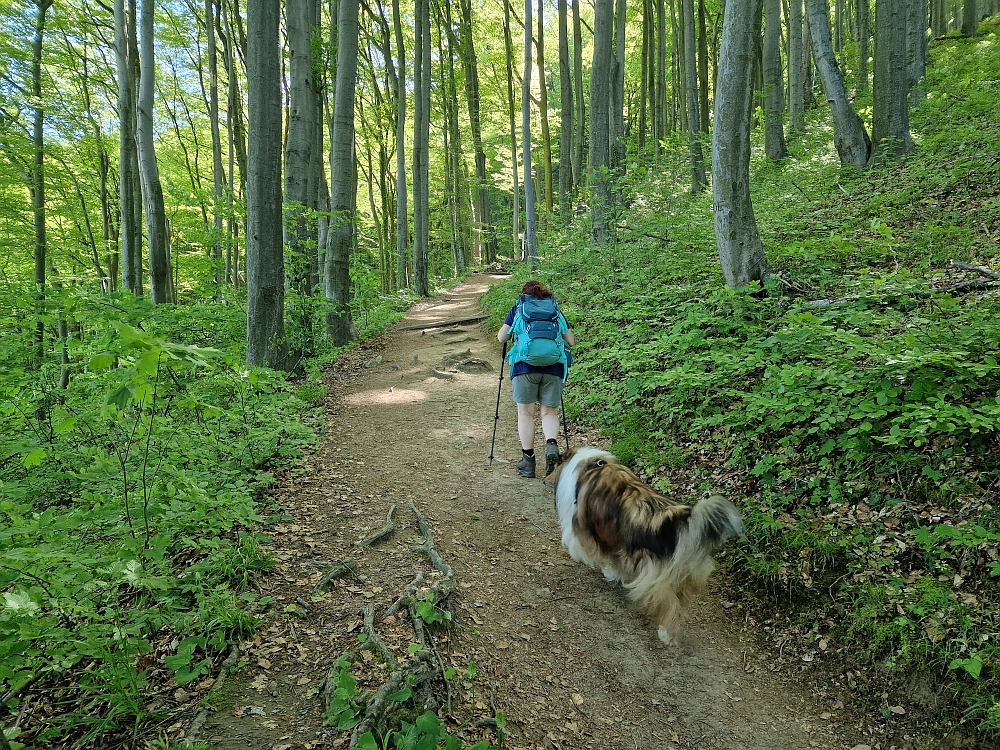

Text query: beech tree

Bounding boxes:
[762,0,788,160]
[245,0,287,368]
[522,0,538,267]
[115,0,142,294]
[589,0,614,247]
[869,0,913,164]
[325,0,361,342]
[682,0,706,191]
[557,0,574,221]
[712,0,770,288]
[806,0,871,168]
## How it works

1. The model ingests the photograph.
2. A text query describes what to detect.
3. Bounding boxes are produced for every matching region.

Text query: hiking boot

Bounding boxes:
[515,453,536,478]
[544,442,561,476]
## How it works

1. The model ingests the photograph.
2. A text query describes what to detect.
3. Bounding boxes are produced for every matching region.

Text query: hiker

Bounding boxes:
[497,280,575,478]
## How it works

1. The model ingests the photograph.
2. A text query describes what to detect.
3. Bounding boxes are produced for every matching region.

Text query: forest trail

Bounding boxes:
[192,275,904,750]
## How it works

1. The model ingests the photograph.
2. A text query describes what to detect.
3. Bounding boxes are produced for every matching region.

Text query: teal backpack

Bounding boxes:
[508,294,568,371]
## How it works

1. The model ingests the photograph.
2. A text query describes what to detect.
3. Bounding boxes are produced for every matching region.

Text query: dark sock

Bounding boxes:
[522,448,535,457]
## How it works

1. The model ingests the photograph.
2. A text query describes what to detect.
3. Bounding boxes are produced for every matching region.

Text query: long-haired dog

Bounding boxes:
[544,446,744,644]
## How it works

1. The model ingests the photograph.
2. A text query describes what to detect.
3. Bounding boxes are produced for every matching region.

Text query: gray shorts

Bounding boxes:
[511,372,563,407]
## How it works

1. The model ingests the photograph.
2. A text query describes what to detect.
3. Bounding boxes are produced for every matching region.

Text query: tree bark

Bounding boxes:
[522,0,539,268]
[763,0,789,159]
[869,0,914,164]
[558,0,574,221]
[961,0,977,34]
[806,0,871,167]
[206,0,225,293]
[115,0,143,295]
[246,0,287,368]
[712,0,770,289]
[31,0,52,369]
[589,0,614,247]
[908,0,928,105]
[458,0,497,263]
[392,0,408,288]
[855,0,870,94]
[325,0,360,342]
[412,0,431,294]
[683,0,706,190]
[698,0,710,134]
[655,0,667,154]
[537,1,555,216]
[572,0,586,185]
[502,0,521,252]
[610,0,627,173]
[789,0,805,130]
[137,0,171,303]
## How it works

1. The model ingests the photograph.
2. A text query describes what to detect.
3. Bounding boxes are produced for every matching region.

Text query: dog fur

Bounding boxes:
[544,446,744,644]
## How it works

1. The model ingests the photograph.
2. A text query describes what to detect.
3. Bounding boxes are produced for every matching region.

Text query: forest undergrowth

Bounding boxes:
[483,24,1000,740]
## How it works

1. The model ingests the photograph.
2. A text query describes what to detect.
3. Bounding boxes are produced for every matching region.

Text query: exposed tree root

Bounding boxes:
[312,556,356,593]
[185,645,241,742]
[385,572,425,617]
[360,604,397,669]
[349,650,438,746]
[355,505,397,548]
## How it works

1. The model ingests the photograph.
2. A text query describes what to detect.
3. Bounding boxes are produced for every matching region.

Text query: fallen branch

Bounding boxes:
[355,505,396,548]
[313,556,357,593]
[931,278,995,294]
[430,368,456,380]
[950,260,998,279]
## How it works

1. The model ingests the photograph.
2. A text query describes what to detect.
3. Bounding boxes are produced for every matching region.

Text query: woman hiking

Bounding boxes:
[497,280,575,478]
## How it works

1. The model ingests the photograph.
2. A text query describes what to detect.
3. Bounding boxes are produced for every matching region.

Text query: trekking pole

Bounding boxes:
[489,341,507,465]
[560,392,570,453]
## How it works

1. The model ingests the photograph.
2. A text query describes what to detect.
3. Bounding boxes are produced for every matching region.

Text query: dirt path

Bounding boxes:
[191,275,920,750]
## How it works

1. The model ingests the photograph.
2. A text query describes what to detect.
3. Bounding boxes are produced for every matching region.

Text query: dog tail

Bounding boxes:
[626,495,743,642]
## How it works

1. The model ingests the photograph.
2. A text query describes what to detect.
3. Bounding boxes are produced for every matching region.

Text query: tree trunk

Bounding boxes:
[537,1,555,216]
[325,0,360,342]
[285,0,321,311]
[806,0,871,167]
[115,0,142,295]
[639,0,652,152]
[763,0,789,160]
[961,0,977,33]
[458,0,497,263]
[698,0,710,134]
[412,0,431,294]
[522,0,539,268]
[610,0,627,173]
[392,0,408,289]
[137,0,171,303]
[855,0,870,94]
[589,0,614,247]
[558,0,574,222]
[908,0,928,105]
[246,0,287,368]
[869,0,914,164]
[206,0,225,293]
[682,0,706,191]
[31,0,52,370]
[655,0,667,154]
[789,0,805,130]
[502,0,520,253]
[572,0,586,185]
[442,0,467,274]
[712,0,770,288]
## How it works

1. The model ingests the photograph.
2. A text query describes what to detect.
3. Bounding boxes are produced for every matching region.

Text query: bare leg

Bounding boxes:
[540,404,561,441]
[516,402,537,450]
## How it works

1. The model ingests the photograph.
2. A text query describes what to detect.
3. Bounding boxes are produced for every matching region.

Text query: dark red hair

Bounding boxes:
[521,280,554,299]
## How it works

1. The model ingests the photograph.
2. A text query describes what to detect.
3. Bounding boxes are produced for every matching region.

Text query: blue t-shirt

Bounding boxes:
[504,301,571,379]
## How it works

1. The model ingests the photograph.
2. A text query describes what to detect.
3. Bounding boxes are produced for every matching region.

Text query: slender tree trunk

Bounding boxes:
[458,0,496,263]
[503,0,521,252]
[206,0,225,293]
[31,0,52,369]
[806,0,872,167]
[246,0,287,368]
[908,0,928,104]
[713,0,770,288]
[572,0,586,184]
[698,0,710,134]
[325,0,360,341]
[590,0,614,247]
[789,0,805,130]
[412,0,431,294]
[856,0,870,94]
[610,0,627,173]
[441,0,467,274]
[537,1,555,216]
[870,0,914,164]
[682,0,706,190]
[522,0,539,268]
[639,0,651,152]
[137,0,171,303]
[656,0,668,147]
[763,0,789,159]
[558,0,575,221]
[391,0,408,289]
[115,0,143,294]
[961,0,977,33]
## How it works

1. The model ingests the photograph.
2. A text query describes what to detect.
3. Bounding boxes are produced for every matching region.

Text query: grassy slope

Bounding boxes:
[483,23,1000,738]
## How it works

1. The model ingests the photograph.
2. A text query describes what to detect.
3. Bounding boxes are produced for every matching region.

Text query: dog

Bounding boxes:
[544,446,744,644]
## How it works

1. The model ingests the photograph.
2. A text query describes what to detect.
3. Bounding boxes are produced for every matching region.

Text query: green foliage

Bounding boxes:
[482,26,1000,738]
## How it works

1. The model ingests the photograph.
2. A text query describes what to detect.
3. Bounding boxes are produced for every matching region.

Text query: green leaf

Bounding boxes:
[387,687,412,702]
[105,384,134,409]
[88,352,117,370]
[22,448,46,468]
[354,733,379,750]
